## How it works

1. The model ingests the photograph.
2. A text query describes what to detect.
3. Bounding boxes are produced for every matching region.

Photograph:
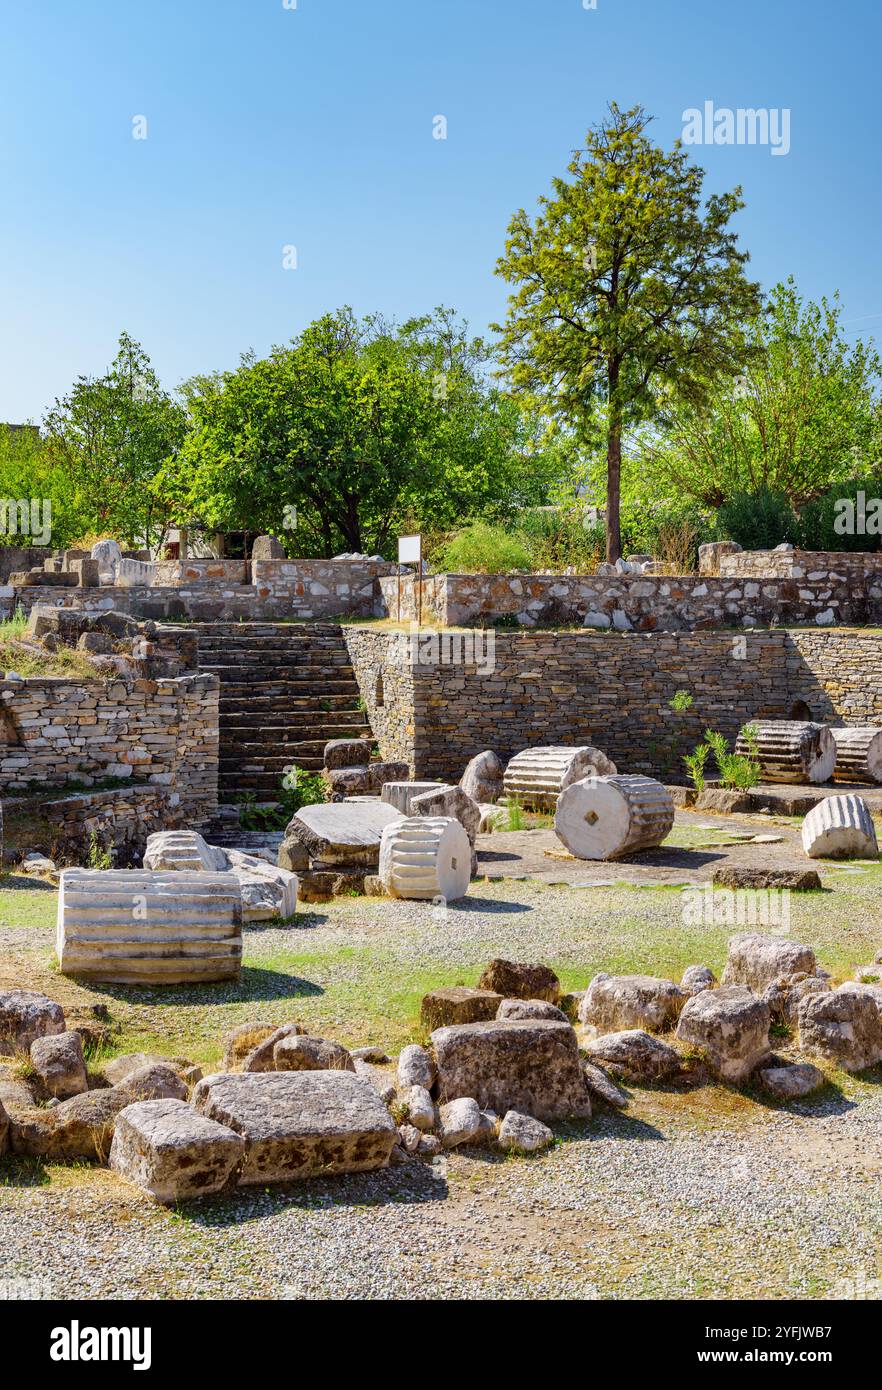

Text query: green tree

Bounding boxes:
[160,308,564,556]
[44,332,186,548]
[0,424,87,549]
[636,279,882,508]
[494,103,762,562]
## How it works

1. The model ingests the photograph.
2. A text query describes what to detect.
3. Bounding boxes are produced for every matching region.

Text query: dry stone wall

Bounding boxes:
[0,673,218,823]
[345,627,882,783]
[3,783,187,866]
[382,571,874,631]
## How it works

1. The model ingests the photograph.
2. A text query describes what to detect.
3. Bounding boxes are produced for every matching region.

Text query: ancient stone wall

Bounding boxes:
[383,571,875,631]
[719,549,882,580]
[345,627,882,783]
[0,673,218,823]
[3,783,186,866]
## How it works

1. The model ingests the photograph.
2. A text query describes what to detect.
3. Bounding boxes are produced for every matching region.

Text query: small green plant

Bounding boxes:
[683,741,711,794]
[437,521,532,574]
[504,797,524,831]
[86,831,113,870]
[704,724,762,790]
[669,689,694,713]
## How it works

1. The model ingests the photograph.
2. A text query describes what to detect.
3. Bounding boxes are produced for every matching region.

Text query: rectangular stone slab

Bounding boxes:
[191,1071,398,1184]
[109,1099,245,1202]
[430,1020,591,1122]
[287,801,403,867]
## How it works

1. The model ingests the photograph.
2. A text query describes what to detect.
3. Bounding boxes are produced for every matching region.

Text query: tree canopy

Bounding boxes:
[157,307,565,556]
[494,102,762,561]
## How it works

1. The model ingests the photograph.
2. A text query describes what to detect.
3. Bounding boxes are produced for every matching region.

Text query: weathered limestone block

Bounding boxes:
[109,1099,246,1202]
[830,726,882,784]
[763,975,830,1027]
[285,801,403,868]
[582,1061,629,1108]
[430,1020,591,1122]
[116,558,156,587]
[498,1109,554,1153]
[381,781,446,815]
[379,816,471,901]
[144,832,297,921]
[251,534,285,561]
[29,1031,88,1098]
[502,745,617,809]
[578,973,686,1033]
[0,988,65,1055]
[113,1063,190,1104]
[800,794,879,860]
[143,830,226,873]
[409,784,481,845]
[397,1043,436,1090]
[56,869,243,984]
[698,540,742,576]
[712,866,822,891]
[460,750,504,804]
[90,538,122,580]
[241,1023,306,1072]
[759,1062,825,1101]
[555,774,674,861]
[438,1097,483,1148]
[323,738,373,770]
[478,958,561,1002]
[273,1035,355,1072]
[497,998,568,1023]
[192,1071,398,1184]
[681,965,717,996]
[405,1084,436,1131]
[10,1088,131,1161]
[797,988,882,1072]
[740,721,836,784]
[420,987,503,1031]
[675,985,771,1082]
[721,933,817,993]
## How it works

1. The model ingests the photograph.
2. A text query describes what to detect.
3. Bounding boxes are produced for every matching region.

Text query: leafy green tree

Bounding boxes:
[636,280,882,508]
[160,308,564,556]
[0,424,87,549]
[43,332,186,548]
[494,103,762,562]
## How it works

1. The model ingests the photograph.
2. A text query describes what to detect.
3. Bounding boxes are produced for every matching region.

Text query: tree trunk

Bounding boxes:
[606,374,623,564]
[602,417,625,564]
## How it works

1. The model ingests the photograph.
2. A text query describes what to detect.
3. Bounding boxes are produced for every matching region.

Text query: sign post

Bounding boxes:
[397,534,422,625]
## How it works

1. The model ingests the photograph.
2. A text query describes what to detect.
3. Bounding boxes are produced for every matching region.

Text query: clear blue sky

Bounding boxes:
[2,0,880,420]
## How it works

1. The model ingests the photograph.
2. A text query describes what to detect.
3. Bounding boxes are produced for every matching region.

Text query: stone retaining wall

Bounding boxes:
[7,559,399,622]
[345,626,882,783]
[719,549,882,580]
[0,673,218,823]
[381,571,874,631]
[3,783,186,867]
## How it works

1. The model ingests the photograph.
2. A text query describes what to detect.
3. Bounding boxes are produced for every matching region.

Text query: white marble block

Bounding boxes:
[554,774,674,861]
[800,794,879,860]
[740,721,836,784]
[830,726,882,784]
[56,869,243,983]
[378,816,471,901]
[502,745,617,808]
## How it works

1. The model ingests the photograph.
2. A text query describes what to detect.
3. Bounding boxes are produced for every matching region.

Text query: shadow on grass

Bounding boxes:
[0,1154,52,1187]
[83,966,324,1009]
[175,1161,449,1226]
[0,874,56,893]
[450,898,533,915]
[244,912,329,935]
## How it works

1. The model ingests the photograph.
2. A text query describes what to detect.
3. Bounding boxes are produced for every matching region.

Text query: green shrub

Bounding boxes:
[717,488,798,551]
[796,475,882,552]
[437,522,532,574]
[516,507,604,571]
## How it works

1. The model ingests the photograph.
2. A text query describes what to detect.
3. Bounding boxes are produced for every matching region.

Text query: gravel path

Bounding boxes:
[3,1083,882,1300]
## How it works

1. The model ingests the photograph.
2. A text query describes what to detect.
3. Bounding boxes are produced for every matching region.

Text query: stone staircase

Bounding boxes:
[190,622,372,801]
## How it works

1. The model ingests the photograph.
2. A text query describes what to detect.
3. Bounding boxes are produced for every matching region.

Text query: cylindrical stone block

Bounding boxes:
[378,816,471,901]
[739,722,836,785]
[800,794,879,859]
[830,727,882,785]
[56,869,243,983]
[502,745,617,809]
[554,774,675,861]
